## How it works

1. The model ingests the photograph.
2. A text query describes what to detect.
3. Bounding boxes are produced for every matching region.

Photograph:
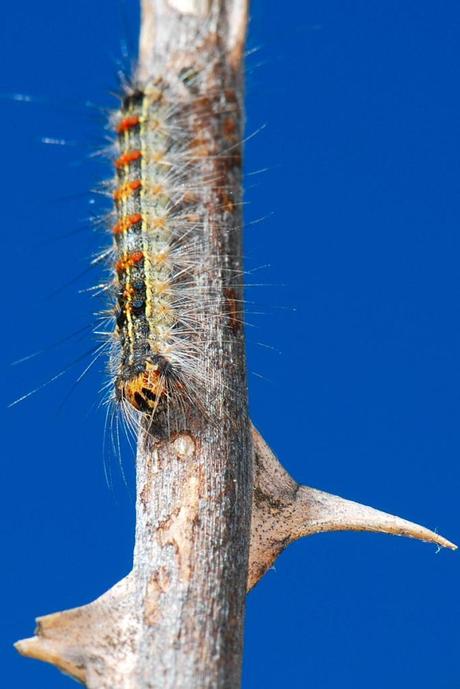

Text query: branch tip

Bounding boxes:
[15,634,85,683]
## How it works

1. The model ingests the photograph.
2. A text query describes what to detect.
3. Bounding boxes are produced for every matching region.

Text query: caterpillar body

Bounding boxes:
[108,71,243,430]
[112,84,181,415]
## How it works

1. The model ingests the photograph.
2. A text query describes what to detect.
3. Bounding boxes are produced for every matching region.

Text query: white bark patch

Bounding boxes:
[173,433,196,460]
[158,471,201,582]
[166,0,211,16]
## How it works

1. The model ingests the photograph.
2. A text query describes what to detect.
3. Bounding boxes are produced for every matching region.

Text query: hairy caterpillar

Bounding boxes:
[107,68,243,432]
[112,83,189,416]
[7,69,246,447]
[6,17,249,444]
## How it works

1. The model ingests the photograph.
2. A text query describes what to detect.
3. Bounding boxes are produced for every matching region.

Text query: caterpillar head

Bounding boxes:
[116,360,167,413]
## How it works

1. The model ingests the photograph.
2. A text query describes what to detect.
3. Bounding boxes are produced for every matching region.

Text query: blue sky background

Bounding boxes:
[1,1,459,687]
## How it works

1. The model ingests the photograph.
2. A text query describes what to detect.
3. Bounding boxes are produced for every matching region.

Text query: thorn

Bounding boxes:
[294,484,457,551]
[248,424,456,590]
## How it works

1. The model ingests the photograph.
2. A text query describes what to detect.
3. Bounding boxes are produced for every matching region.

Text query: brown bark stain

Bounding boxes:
[223,287,241,333]
[185,73,242,249]
[144,566,171,626]
[158,465,203,582]
[214,108,240,215]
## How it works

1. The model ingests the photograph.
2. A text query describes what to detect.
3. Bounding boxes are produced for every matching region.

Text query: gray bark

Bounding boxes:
[131,2,252,687]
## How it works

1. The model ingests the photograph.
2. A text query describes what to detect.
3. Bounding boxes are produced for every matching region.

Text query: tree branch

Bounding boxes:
[15,2,455,687]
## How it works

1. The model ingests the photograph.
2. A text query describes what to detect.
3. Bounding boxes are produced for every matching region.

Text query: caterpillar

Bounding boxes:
[107,71,243,432]
[112,83,183,417]
[7,38,245,440]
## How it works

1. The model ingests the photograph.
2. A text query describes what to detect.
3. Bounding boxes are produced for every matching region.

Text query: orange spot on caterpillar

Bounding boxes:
[130,251,144,264]
[116,251,145,273]
[115,150,142,169]
[117,115,141,134]
[113,213,143,235]
[113,180,142,202]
